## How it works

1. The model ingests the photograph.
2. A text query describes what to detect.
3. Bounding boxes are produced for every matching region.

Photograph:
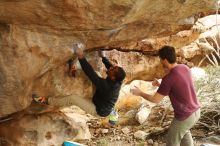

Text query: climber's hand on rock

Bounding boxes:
[98,50,106,58]
[73,43,85,59]
[76,48,84,59]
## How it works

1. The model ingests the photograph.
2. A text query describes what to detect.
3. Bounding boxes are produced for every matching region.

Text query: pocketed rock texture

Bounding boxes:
[0,0,218,144]
[0,103,91,146]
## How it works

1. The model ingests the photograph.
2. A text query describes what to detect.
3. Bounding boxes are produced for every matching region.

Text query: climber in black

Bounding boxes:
[75,45,126,118]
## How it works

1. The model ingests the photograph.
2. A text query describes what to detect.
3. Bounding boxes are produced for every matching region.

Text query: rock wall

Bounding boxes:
[0,0,216,48]
[0,0,217,118]
[0,104,91,146]
[0,0,218,144]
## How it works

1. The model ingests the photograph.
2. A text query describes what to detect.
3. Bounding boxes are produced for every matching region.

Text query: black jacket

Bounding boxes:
[79,57,122,117]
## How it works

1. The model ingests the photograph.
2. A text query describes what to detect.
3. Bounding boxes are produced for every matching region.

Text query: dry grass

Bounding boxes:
[194,66,220,134]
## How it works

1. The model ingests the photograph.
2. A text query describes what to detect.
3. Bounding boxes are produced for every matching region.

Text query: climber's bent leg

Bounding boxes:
[48,94,98,116]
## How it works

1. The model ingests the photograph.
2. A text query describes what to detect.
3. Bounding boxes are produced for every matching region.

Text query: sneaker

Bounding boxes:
[108,109,119,125]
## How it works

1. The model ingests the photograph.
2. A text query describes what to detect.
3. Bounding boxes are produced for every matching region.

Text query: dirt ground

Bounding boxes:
[78,97,220,146]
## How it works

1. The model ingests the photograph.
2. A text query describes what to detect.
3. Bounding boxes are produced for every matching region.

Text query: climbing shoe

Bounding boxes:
[67,59,76,77]
[32,94,48,104]
[108,109,119,125]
